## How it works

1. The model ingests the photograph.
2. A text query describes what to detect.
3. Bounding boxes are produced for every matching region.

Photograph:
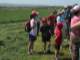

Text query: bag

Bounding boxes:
[25,20,31,32]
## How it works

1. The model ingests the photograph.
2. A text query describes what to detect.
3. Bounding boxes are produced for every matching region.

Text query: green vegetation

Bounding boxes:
[0,8,49,23]
[0,7,71,60]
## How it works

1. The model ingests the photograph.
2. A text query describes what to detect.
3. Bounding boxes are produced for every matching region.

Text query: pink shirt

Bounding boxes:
[71,16,80,36]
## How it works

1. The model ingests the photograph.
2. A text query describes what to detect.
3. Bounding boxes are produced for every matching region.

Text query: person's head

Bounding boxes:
[64,5,72,11]
[71,5,80,16]
[30,14,36,19]
[41,17,47,25]
[31,9,36,14]
[53,10,57,15]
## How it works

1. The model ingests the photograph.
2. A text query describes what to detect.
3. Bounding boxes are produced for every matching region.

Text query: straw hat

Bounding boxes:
[57,9,64,15]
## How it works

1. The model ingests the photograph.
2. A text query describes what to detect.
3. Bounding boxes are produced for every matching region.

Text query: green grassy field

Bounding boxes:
[0,7,71,60]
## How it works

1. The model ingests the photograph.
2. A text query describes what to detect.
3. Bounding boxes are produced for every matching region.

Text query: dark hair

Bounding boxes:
[73,10,80,15]
[30,14,36,19]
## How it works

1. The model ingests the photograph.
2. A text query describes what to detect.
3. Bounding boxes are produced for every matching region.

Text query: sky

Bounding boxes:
[0,0,80,6]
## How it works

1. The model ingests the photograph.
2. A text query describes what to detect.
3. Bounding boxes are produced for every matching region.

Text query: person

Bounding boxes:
[30,9,40,35]
[70,5,80,60]
[54,23,63,60]
[28,14,37,55]
[36,12,41,35]
[48,11,57,35]
[56,10,64,24]
[64,6,72,39]
[40,17,51,53]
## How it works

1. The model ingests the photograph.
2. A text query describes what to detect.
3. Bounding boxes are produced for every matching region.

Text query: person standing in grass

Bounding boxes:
[64,6,72,39]
[28,14,37,55]
[30,9,41,35]
[70,5,80,60]
[54,11,64,60]
[40,17,51,53]
[54,23,63,60]
[48,11,57,35]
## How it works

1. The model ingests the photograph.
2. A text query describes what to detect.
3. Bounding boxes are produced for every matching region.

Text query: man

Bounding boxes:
[64,6,72,39]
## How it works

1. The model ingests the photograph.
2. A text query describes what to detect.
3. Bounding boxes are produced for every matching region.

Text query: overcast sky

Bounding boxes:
[0,0,80,6]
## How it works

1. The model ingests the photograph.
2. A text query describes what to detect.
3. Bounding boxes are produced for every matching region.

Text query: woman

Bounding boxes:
[28,14,37,55]
[70,5,80,60]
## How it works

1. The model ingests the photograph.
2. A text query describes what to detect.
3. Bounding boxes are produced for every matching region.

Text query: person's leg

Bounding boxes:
[47,41,51,53]
[28,34,32,54]
[55,45,60,60]
[28,41,34,54]
[70,34,80,60]
[76,43,80,60]
[28,34,36,54]
[47,35,51,53]
[66,22,70,39]
[43,42,46,53]
[42,34,47,52]
[71,43,79,60]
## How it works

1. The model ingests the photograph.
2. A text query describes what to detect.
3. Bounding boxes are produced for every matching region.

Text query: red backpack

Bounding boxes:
[25,20,31,32]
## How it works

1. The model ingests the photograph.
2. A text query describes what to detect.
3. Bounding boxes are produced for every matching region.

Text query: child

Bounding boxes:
[54,23,63,60]
[28,14,37,55]
[48,12,57,35]
[40,17,51,53]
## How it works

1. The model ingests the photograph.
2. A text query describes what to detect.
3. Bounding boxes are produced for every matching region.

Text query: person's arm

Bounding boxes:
[71,21,80,29]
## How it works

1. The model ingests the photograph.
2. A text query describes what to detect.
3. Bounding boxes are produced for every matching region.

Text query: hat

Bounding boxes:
[71,5,80,13]
[57,10,64,15]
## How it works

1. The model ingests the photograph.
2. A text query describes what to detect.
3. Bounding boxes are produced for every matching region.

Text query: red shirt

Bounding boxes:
[54,23,63,45]
[48,15,56,26]
[41,17,47,25]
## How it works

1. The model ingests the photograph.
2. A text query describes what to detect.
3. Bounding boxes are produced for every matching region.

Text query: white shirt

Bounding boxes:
[30,18,37,36]
[57,16,61,24]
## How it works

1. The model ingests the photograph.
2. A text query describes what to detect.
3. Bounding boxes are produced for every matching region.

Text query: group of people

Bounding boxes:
[25,4,80,60]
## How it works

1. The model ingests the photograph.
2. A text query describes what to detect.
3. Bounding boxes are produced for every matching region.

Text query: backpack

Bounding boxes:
[25,20,31,32]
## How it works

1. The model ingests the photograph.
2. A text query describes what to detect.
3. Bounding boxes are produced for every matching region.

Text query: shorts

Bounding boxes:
[29,34,36,42]
[70,35,80,60]
[55,44,61,50]
[42,34,51,43]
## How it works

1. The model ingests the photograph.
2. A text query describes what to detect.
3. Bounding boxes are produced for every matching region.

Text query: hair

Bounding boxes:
[30,15,36,19]
[73,10,80,16]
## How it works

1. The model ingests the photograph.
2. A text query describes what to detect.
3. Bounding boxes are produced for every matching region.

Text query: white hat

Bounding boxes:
[57,9,64,15]
[71,5,80,12]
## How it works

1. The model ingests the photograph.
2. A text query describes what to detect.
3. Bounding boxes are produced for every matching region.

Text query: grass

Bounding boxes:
[0,7,71,60]
[0,8,49,23]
